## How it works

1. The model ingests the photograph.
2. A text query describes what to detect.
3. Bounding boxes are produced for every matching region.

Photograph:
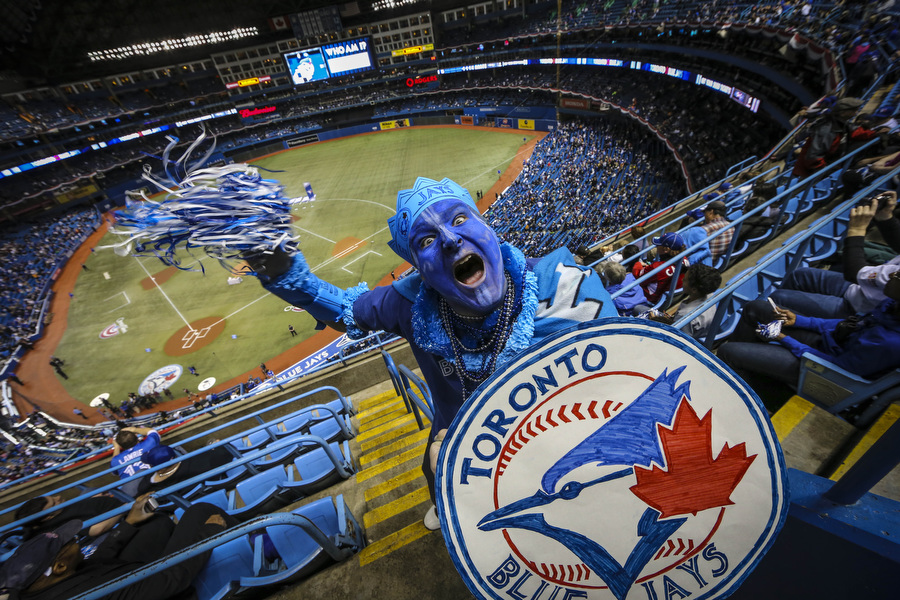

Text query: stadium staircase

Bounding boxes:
[261,379,475,600]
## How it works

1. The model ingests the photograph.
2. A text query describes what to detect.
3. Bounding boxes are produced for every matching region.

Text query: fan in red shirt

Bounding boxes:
[635,232,690,306]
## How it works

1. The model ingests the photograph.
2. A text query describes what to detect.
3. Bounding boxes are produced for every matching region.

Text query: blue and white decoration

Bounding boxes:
[103,132,301,273]
[437,319,788,600]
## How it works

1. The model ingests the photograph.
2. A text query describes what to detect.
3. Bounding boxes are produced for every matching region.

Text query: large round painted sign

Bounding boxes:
[436,319,788,600]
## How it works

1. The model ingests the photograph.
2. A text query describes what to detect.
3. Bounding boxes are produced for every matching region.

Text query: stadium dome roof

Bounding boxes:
[1,0,469,85]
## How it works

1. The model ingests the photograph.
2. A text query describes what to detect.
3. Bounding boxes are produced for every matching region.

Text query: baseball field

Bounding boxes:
[50,126,540,409]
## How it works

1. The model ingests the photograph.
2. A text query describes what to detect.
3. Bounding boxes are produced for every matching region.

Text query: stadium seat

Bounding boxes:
[202,462,259,493]
[239,495,365,590]
[307,413,354,444]
[270,414,311,438]
[226,467,289,521]
[230,429,275,453]
[796,354,900,428]
[193,535,255,600]
[276,441,353,503]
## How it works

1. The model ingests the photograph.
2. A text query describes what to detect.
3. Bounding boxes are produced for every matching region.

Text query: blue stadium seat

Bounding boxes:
[307,414,354,444]
[239,495,365,590]
[276,441,353,504]
[797,354,900,428]
[230,429,275,453]
[270,414,311,438]
[226,467,289,521]
[193,535,255,600]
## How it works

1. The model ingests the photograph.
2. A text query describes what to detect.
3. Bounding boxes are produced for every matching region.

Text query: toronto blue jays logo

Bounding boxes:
[138,364,183,396]
[437,319,787,600]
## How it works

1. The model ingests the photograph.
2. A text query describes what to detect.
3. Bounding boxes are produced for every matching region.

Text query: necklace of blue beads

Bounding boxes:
[439,271,518,400]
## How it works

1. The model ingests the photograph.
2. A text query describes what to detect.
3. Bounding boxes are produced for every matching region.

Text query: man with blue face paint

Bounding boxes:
[250,177,618,530]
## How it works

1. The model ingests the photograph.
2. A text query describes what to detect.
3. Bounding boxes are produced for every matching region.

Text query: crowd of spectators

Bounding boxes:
[4,0,888,206]
[0,209,100,359]
[485,118,680,255]
[0,411,114,485]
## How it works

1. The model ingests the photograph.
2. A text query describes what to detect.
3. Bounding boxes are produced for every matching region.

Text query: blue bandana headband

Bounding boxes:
[387,177,479,264]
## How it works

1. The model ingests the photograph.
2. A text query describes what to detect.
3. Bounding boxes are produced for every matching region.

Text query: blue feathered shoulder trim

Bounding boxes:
[342,283,371,339]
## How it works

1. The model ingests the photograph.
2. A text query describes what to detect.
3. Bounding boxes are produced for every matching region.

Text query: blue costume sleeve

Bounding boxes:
[261,253,346,325]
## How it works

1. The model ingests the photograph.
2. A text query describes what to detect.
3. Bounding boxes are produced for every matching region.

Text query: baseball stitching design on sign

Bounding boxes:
[437,319,788,600]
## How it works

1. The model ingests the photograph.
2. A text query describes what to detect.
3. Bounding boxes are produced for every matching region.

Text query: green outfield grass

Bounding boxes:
[58,127,536,406]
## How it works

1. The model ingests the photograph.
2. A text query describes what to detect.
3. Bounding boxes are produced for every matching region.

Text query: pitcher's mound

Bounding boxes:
[164,317,226,356]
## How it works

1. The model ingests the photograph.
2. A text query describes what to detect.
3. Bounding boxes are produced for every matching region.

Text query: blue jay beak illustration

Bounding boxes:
[478,367,689,533]
[478,467,633,531]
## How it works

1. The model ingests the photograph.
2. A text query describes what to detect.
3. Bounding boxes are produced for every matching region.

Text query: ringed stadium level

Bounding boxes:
[1,1,899,599]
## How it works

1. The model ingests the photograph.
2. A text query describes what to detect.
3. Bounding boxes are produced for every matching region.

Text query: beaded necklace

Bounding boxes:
[439,271,517,399]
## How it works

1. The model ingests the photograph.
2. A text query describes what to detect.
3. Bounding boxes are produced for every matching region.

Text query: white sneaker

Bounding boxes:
[423,505,441,530]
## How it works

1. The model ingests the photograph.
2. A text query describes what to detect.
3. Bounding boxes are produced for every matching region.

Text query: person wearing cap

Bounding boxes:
[633,232,689,310]
[136,444,234,495]
[249,176,618,530]
[0,496,237,600]
[793,96,879,177]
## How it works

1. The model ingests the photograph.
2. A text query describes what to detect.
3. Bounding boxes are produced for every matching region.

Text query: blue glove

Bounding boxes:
[248,249,344,326]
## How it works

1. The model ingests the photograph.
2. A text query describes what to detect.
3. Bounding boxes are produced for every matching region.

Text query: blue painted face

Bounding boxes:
[409,199,506,316]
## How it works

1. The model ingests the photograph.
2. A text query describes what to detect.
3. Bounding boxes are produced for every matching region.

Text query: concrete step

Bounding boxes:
[770,396,857,476]
[828,402,900,501]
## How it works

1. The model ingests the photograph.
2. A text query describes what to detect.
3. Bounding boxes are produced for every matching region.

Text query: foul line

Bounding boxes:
[133,257,194,331]
[342,250,383,273]
[297,226,335,244]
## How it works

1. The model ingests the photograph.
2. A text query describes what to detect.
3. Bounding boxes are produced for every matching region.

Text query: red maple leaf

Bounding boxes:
[630,400,756,519]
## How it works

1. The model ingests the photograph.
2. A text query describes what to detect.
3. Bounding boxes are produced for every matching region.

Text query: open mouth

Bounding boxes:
[454,254,486,286]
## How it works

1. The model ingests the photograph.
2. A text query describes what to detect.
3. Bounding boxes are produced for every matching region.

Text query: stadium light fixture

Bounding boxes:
[89,27,260,62]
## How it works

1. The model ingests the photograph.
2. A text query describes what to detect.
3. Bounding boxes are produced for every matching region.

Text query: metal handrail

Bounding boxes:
[73,505,361,600]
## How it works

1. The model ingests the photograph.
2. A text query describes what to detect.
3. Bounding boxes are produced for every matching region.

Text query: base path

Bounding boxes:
[11,126,545,424]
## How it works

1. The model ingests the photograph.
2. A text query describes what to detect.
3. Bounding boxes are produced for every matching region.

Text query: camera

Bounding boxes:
[144,497,159,513]
[857,193,892,210]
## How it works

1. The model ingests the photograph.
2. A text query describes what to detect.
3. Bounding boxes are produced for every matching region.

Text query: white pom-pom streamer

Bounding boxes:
[101,133,301,274]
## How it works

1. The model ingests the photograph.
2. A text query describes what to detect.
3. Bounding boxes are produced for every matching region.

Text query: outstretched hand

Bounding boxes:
[244,246,297,283]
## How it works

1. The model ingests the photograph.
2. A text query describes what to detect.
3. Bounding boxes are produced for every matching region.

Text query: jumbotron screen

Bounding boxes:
[284,37,374,86]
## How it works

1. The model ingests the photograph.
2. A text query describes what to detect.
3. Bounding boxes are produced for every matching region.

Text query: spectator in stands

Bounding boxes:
[633,232,689,309]
[631,224,650,251]
[248,176,617,531]
[680,225,714,267]
[793,97,879,177]
[136,444,234,495]
[599,261,647,316]
[769,192,899,319]
[734,182,781,251]
[649,264,723,339]
[697,200,734,262]
[110,427,161,480]
[717,270,900,411]
[14,492,124,540]
[0,496,237,600]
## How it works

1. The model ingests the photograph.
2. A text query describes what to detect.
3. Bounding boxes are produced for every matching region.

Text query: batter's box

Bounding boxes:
[341,250,383,274]
[104,291,131,313]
